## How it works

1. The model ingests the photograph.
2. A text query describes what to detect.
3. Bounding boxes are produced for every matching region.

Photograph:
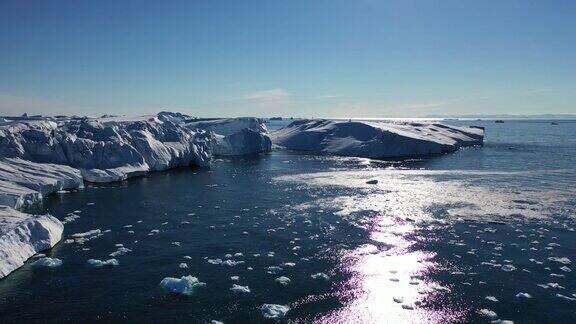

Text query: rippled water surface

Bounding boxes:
[1,120,575,323]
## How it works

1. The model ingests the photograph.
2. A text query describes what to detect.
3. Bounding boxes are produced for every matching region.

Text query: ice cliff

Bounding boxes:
[272,119,484,158]
[0,112,271,278]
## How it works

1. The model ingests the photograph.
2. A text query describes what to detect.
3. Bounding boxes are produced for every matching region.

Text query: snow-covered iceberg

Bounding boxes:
[0,206,64,278]
[0,158,83,209]
[272,119,484,158]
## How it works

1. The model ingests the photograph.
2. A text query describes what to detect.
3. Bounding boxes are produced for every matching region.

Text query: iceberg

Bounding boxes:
[272,119,484,159]
[187,117,272,156]
[0,206,64,278]
[0,112,272,277]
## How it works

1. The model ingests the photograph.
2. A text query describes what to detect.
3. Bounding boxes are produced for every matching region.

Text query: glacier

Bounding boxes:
[0,112,272,279]
[272,119,484,159]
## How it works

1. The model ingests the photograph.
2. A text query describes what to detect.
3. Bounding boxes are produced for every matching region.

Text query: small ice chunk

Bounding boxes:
[275,276,291,286]
[485,296,499,302]
[501,264,516,272]
[266,266,283,274]
[311,272,330,280]
[261,304,290,319]
[393,296,404,303]
[87,259,119,267]
[159,275,206,295]
[478,309,498,320]
[515,292,532,299]
[222,259,244,267]
[179,263,189,269]
[230,284,251,293]
[109,247,132,257]
[548,257,571,265]
[32,257,62,268]
[231,276,240,281]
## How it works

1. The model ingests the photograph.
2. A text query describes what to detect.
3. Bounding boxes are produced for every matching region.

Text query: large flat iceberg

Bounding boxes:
[272,119,484,158]
[0,206,63,279]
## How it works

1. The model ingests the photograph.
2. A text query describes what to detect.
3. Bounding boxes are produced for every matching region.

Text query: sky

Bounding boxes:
[0,0,575,118]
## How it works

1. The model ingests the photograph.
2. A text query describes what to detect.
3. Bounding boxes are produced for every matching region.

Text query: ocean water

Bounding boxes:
[0,120,575,323]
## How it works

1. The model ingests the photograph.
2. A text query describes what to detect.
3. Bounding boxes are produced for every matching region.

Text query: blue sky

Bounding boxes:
[0,0,574,117]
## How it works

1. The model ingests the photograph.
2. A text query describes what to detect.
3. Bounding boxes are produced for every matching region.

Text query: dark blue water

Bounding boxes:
[0,120,575,323]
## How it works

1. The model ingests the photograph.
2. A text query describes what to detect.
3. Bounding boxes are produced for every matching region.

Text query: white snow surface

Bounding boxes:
[272,119,484,158]
[0,206,63,278]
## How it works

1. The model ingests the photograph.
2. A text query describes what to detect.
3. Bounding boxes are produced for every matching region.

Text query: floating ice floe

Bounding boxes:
[179,263,188,269]
[109,247,132,257]
[32,257,63,268]
[478,309,498,320]
[515,292,532,299]
[71,229,102,244]
[275,276,291,286]
[261,304,290,319]
[501,264,517,272]
[485,296,499,302]
[311,272,330,280]
[159,275,206,295]
[230,284,251,293]
[266,266,283,274]
[87,259,119,267]
[548,257,571,265]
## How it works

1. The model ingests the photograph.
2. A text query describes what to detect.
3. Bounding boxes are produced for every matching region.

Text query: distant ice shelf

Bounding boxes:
[271,119,484,159]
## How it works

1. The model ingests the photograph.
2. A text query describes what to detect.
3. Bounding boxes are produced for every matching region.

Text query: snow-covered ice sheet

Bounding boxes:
[0,206,63,278]
[272,119,484,158]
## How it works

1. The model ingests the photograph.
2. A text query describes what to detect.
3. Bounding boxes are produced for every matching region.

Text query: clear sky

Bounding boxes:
[0,0,575,117]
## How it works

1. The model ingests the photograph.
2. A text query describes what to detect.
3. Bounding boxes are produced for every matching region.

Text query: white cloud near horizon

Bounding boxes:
[242,88,290,103]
